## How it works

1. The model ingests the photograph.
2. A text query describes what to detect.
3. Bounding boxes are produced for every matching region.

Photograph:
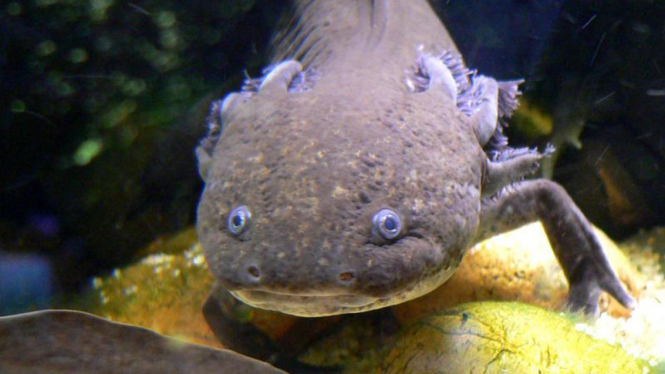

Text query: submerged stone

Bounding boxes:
[380,302,651,374]
[83,228,220,348]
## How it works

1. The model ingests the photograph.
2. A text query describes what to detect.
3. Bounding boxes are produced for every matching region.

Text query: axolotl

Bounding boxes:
[196,0,635,317]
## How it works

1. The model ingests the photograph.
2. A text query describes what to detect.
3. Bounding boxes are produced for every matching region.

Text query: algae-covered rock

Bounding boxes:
[622,226,665,279]
[81,228,220,348]
[393,222,641,325]
[381,302,651,374]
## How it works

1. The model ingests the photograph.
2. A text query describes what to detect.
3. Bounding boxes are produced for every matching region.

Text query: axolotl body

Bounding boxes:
[196,0,634,317]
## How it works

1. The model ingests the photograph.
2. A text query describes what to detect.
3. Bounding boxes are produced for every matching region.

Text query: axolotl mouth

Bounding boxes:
[229,290,381,317]
[217,235,462,317]
[228,269,453,317]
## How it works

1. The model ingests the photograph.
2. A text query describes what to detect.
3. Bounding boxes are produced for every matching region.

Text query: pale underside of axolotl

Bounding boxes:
[196,0,635,317]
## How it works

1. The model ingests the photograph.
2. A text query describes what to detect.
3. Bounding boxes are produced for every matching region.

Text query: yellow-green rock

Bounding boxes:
[380,302,651,374]
[80,228,221,348]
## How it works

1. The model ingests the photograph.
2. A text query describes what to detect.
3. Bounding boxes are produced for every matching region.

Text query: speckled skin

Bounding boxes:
[197,0,634,316]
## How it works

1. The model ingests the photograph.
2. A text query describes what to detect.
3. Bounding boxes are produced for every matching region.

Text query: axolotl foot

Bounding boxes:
[476,179,636,315]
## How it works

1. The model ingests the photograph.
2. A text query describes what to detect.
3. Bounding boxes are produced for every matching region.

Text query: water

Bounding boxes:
[1,1,664,372]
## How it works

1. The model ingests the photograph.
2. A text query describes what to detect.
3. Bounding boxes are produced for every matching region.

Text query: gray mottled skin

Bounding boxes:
[196,0,635,316]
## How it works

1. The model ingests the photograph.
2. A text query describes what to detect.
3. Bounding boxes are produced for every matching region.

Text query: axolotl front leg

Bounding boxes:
[474,179,635,314]
[471,87,634,315]
[420,53,635,314]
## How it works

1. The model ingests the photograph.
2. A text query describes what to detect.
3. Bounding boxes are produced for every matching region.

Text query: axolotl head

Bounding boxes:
[196,62,484,317]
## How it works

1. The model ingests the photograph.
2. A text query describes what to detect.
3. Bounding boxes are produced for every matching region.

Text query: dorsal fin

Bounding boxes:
[270,0,378,68]
[269,0,458,72]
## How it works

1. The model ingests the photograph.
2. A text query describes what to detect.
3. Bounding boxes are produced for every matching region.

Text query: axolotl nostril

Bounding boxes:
[195,0,635,317]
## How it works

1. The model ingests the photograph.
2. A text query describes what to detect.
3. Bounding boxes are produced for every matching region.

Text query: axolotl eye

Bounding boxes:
[372,209,402,240]
[228,205,251,235]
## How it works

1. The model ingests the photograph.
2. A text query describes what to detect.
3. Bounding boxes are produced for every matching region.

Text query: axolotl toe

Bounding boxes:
[196,0,635,317]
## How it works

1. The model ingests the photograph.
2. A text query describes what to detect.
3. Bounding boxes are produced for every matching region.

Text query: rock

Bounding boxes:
[380,302,650,374]
[393,222,641,325]
[622,226,665,277]
[81,228,220,348]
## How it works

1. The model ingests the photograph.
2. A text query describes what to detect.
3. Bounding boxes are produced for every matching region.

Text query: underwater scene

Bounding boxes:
[1,0,665,373]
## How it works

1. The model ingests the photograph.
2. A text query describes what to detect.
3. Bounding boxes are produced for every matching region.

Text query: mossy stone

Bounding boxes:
[381,302,651,374]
